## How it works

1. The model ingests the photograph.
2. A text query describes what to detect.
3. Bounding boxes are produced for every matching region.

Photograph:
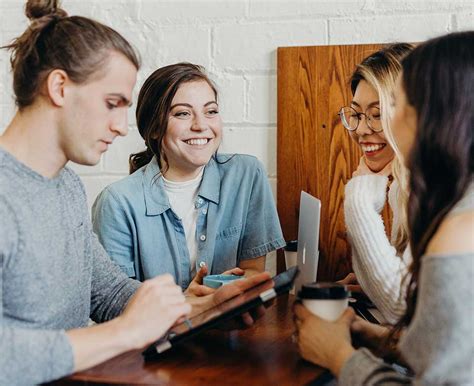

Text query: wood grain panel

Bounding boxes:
[277,44,390,281]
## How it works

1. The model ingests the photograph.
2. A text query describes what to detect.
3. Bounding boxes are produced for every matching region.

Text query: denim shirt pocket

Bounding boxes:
[213,223,242,272]
[216,224,242,240]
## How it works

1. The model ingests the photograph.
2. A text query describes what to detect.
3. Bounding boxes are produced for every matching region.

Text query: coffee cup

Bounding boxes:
[297,282,350,321]
[284,240,298,270]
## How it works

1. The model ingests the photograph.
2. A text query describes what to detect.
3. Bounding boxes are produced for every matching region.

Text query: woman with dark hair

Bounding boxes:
[92,63,285,295]
[0,2,272,383]
[294,31,474,384]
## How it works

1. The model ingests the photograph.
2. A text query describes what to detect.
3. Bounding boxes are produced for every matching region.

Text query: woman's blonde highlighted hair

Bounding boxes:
[350,43,415,255]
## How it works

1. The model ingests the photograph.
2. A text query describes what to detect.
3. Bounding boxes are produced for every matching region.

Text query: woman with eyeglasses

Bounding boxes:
[338,43,414,324]
[295,30,474,385]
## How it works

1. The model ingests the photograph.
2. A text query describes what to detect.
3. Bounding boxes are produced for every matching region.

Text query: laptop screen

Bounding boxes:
[294,191,321,293]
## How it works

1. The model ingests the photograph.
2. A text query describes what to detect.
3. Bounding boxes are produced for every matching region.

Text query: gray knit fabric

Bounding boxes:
[0,147,140,385]
[340,185,474,385]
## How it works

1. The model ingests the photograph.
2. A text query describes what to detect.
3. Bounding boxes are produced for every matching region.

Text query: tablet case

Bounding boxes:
[143,266,299,360]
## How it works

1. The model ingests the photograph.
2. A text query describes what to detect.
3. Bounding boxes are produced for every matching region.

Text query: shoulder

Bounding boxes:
[214,153,265,175]
[344,174,388,209]
[104,171,144,199]
[93,171,145,210]
[63,166,86,192]
[426,210,474,256]
[216,153,262,167]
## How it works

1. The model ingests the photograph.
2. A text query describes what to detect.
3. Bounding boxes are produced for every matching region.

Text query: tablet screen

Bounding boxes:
[143,266,298,357]
[173,266,297,335]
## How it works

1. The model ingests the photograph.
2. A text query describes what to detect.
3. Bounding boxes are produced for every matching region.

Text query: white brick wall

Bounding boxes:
[1,0,473,272]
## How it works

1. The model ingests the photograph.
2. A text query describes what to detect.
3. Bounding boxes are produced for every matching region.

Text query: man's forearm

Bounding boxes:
[66,316,135,373]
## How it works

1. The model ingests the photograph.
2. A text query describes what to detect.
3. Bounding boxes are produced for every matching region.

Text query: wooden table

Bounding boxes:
[53,295,327,385]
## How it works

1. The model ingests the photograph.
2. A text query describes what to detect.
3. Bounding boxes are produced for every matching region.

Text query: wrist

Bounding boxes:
[329,345,355,377]
[111,316,141,351]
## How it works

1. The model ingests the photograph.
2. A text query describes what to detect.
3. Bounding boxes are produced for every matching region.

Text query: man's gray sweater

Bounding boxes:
[0,147,140,385]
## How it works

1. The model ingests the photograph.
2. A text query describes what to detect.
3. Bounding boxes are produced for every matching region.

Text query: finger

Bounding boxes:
[192,284,216,296]
[241,312,254,327]
[338,307,356,325]
[346,284,363,293]
[213,272,273,306]
[249,305,265,321]
[336,272,355,285]
[222,267,245,276]
[294,303,313,320]
[191,266,208,285]
[233,272,272,292]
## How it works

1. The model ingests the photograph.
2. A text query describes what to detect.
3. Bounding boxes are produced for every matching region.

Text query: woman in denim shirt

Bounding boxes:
[92,63,285,295]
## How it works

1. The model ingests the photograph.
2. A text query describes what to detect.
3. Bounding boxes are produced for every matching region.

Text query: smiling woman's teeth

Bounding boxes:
[186,139,208,146]
[361,143,385,152]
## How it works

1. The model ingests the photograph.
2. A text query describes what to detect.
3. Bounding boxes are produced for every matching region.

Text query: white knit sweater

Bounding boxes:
[344,175,411,324]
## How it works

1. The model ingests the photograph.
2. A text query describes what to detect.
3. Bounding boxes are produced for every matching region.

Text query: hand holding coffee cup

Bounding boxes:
[297,282,350,321]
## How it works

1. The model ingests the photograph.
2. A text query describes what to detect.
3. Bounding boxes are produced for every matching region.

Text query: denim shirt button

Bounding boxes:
[199,261,206,268]
[197,198,203,205]
[199,234,206,241]
[202,208,207,215]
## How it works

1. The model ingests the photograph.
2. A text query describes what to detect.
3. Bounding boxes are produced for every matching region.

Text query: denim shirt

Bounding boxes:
[92,154,285,289]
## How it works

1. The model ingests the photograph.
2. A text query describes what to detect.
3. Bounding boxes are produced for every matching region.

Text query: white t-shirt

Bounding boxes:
[162,170,204,276]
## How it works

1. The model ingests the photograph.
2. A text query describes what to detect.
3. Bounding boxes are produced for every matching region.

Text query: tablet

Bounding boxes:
[142,266,299,360]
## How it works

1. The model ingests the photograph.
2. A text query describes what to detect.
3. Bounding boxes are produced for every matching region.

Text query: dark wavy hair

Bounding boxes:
[392,31,474,343]
[129,62,218,174]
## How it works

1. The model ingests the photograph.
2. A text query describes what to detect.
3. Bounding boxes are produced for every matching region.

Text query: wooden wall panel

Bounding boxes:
[277,44,390,281]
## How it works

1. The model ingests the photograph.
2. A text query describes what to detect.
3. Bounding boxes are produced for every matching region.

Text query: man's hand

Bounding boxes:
[117,274,191,350]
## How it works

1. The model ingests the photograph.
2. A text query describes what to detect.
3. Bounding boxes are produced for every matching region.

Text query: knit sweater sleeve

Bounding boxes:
[344,175,408,324]
[0,196,74,385]
[64,171,141,323]
[89,230,141,323]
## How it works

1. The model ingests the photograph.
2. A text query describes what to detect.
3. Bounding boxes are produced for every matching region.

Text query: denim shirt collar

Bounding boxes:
[143,156,221,216]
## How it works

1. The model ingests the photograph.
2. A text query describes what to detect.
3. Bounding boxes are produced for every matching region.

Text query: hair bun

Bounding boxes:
[25,0,67,21]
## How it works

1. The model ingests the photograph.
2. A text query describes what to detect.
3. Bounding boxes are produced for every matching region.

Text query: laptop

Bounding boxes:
[291,192,385,325]
[294,191,321,294]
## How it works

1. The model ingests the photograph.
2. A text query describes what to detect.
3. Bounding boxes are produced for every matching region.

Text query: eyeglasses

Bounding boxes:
[338,106,383,133]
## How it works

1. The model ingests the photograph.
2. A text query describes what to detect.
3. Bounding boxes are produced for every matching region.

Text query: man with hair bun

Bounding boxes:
[0,1,270,384]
